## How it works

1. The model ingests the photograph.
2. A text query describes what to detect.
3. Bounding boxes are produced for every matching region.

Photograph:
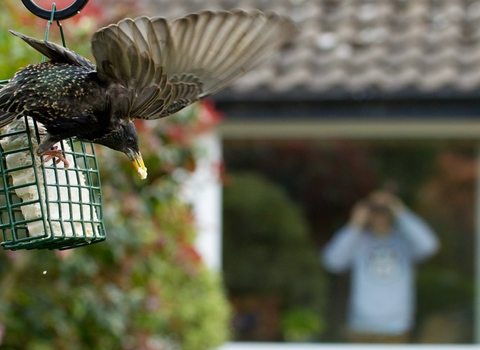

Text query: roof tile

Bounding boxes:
[144,0,480,99]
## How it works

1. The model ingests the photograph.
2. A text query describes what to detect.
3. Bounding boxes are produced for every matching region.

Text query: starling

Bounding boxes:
[0,10,297,179]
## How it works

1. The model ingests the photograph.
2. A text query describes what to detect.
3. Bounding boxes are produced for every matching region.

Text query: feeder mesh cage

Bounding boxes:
[0,115,106,250]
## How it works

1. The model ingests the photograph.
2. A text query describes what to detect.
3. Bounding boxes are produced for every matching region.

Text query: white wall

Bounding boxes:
[180,131,223,270]
[219,343,479,350]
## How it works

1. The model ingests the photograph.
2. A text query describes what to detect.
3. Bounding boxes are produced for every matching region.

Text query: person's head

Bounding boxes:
[366,196,394,236]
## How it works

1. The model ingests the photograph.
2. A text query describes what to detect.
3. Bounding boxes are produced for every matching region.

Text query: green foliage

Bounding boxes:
[223,172,327,340]
[281,308,325,342]
[0,100,230,349]
[0,1,40,80]
[0,2,231,344]
[0,104,230,349]
[0,0,129,82]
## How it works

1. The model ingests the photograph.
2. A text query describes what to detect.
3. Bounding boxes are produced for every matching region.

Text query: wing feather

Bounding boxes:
[167,9,298,97]
[92,17,173,119]
[90,10,297,120]
[157,82,199,118]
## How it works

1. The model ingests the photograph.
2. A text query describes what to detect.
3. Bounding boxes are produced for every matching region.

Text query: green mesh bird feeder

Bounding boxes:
[0,0,106,250]
[0,116,106,250]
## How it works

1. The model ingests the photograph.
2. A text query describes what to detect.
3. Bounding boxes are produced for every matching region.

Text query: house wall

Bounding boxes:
[219,119,480,140]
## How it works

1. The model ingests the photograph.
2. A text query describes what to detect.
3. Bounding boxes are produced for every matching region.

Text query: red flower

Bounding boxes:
[167,126,187,144]
[133,119,147,132]
[200,99,224,125]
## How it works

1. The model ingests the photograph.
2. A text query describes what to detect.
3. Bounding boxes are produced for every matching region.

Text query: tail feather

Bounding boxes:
[9,30,96,70]
[0,111,18,129]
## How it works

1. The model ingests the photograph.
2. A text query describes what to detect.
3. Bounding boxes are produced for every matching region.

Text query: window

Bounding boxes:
[222,137,476,344]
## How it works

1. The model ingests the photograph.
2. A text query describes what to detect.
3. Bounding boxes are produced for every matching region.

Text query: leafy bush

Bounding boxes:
[0,2,230,348]
[223,172,327,341]
[0,105,230,350]
[281,308,325,342]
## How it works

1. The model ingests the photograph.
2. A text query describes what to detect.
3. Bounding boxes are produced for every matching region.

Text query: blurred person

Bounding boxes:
[322,190,439,343]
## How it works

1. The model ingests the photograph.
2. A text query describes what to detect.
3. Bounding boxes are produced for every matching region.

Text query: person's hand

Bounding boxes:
[369,190,405,215]
[350,200,370,229]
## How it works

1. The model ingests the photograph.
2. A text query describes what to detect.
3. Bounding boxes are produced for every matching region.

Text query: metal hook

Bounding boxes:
[21,0,89,21]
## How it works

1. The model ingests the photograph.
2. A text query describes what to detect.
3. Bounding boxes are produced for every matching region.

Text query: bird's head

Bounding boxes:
[94,122,147,179]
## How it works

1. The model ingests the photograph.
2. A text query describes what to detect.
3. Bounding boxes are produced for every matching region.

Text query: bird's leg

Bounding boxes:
[36,136,70,169]
[41,146,70,168]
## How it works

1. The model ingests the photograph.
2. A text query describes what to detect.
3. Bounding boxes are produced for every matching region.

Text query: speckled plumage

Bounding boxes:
[2,63,107,140]
[0,10,297,178]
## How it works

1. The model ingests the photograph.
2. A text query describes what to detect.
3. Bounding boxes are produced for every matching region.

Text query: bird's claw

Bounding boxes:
[41,146,70,168]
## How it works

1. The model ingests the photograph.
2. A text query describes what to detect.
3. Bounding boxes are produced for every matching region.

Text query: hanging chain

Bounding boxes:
[42,3,67,62]
[1,2,68,81]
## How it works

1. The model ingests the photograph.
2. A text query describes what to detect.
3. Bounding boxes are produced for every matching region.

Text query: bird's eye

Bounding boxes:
[127,137,135,144]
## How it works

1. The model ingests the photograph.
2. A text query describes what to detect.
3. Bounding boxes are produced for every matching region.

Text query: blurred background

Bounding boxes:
[1,0,479,348]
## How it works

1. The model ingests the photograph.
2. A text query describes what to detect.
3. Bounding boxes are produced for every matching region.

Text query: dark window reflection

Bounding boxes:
[222,139,475,343]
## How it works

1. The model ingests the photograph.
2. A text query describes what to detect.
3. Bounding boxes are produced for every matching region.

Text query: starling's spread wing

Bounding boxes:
[91,10,297,120]
[9,31,96,71]
[92,17,175,120]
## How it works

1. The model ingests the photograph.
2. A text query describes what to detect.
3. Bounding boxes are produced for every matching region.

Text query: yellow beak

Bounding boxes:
[127,149,148,180]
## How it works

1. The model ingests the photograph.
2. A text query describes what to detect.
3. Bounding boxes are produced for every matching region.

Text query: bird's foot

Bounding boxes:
[41,146,70,169]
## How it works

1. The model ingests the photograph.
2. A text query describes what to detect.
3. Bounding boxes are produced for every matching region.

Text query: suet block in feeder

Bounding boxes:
[0,116,106,250]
